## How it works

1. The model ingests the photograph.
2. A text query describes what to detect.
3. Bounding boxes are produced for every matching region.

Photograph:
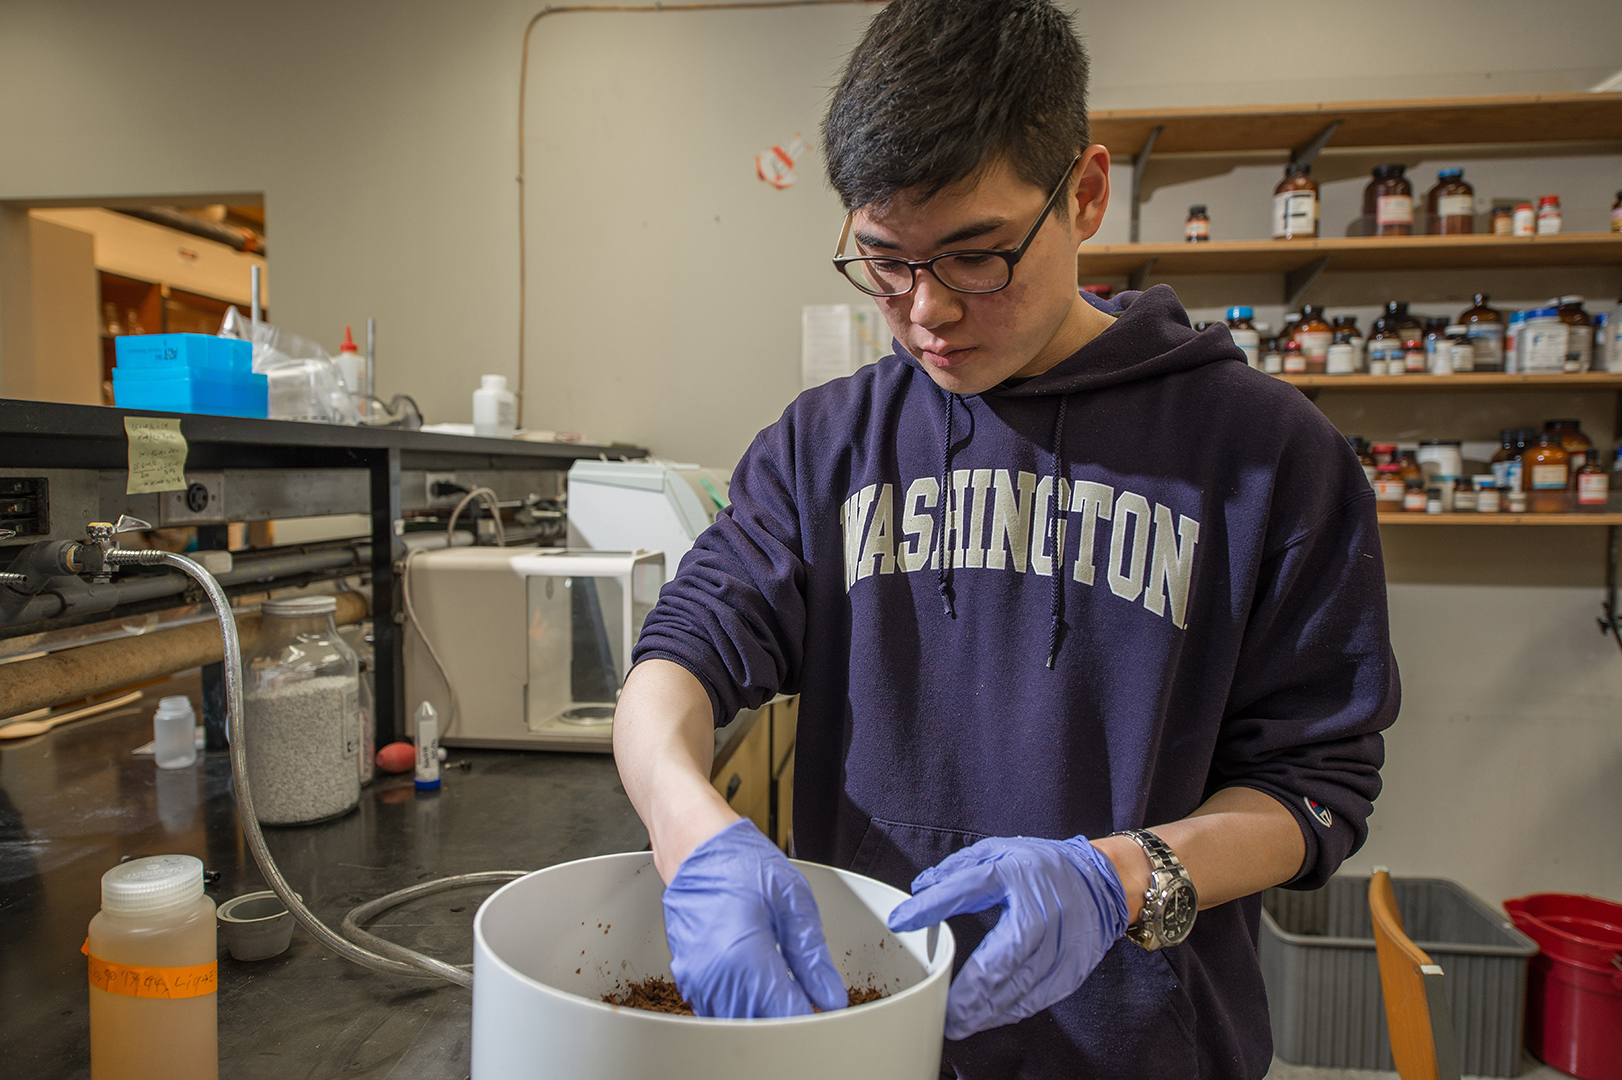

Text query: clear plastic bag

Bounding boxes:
[219,307,362,424]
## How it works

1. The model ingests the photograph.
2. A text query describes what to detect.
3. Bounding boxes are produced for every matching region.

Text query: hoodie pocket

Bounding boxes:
[847,816,987,893]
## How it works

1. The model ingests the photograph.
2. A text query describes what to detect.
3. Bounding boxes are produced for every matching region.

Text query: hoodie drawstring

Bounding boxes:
[937,390,956,617]
[1045,395,1070,670]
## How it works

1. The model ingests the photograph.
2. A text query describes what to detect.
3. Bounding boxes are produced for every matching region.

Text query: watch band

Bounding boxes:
[1117,828,1180,874]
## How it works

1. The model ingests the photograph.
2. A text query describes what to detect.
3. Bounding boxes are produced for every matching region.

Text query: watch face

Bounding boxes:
[1159,880,1198,944]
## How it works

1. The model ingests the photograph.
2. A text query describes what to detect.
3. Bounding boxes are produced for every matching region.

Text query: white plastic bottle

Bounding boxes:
[87,855,218,1079]
[152,696,197,770]
[335,324,365,396]
[472,375,518,438]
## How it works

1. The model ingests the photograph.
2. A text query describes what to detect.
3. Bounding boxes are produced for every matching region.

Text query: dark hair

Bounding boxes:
[822,0,1090,212]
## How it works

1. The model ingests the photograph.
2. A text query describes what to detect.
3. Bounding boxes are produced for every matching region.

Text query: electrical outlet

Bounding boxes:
[159,472,226,525]
[425,472,460,508]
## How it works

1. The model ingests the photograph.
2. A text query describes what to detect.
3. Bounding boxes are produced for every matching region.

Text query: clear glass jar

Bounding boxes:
[243,595,362,825]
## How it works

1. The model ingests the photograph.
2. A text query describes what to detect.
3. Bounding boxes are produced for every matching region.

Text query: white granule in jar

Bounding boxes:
[244,674,361,825]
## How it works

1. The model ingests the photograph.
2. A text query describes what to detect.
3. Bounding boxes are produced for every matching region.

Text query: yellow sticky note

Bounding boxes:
[124,416,189,495]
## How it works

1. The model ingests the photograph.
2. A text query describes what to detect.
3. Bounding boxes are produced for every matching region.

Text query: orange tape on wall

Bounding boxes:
[82,941,217,999]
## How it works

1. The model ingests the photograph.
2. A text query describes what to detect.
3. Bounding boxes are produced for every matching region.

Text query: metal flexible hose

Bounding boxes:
[106,548,524,988]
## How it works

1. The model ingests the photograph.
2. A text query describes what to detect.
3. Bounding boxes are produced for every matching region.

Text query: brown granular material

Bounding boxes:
[603,976,888,1015]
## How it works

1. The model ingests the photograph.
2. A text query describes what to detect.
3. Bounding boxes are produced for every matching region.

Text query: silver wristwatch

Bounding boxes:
[1111,829,1198,950]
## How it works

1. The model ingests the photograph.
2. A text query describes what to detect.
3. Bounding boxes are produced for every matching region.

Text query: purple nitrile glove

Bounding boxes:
[662,818,848,1018]
[887,835,1131,1040]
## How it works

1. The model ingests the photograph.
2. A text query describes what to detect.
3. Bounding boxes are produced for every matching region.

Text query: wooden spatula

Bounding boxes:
[0,691,144,739]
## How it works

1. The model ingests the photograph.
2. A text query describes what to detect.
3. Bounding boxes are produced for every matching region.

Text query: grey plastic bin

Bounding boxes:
[1260,876,1537,1076]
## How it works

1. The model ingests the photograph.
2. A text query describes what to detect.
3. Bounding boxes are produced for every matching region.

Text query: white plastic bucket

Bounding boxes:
[471,851,954,1078]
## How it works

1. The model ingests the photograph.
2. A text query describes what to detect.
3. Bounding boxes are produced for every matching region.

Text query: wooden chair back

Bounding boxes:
[1368,869,1462,1080]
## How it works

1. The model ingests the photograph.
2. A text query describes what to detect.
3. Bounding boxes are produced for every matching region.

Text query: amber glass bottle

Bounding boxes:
[1458,294,1505,372]
[1296,306,1333,374]
[1364,165,1414,236]
[1426,168,1474,234]
[1544,419,1593,475]
[1523,431,1572,513]
[1272,164,1319,240]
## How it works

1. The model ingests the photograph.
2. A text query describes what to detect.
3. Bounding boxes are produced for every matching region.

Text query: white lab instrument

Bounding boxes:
[567,460,730,583]
[403,547,664,752]
[471,851,954,1079]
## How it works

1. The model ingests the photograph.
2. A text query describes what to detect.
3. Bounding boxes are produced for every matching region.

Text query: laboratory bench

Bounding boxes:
[0,397,647,751]
[0,671,653,1079]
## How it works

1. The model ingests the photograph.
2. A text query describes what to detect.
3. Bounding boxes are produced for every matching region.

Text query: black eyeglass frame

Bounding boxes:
[831,154,1082,297]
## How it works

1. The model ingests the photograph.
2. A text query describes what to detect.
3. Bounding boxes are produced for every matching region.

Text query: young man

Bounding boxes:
[613,1,1399,1076]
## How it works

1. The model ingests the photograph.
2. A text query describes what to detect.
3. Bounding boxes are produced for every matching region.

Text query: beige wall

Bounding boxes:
[1,0,1620,904]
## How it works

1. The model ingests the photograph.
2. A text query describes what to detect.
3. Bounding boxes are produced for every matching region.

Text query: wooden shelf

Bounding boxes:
[1279,373,1622,391]
[1078,232,1622,279]
[1090,92,1622,158]
[1378,512,1622,525]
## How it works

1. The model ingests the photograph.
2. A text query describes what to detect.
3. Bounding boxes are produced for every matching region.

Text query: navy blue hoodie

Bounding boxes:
[634,285,1400,1080]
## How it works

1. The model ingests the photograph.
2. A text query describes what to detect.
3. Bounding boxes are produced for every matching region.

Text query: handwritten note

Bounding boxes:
[124,416,189,495]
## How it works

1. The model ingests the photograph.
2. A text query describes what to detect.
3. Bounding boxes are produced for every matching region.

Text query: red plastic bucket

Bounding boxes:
[1504,893,1622,1080]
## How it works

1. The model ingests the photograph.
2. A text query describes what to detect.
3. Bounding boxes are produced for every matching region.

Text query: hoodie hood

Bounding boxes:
[897,283,1249,661]
[895,283,1247,398]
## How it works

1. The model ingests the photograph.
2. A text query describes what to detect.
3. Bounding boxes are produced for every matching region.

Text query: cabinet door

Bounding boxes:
[713,712,770,836]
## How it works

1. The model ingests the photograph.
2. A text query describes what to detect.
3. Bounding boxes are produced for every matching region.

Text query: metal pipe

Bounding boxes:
[0,591,368,719]
[1,545,369,629]
[251,264,261,327]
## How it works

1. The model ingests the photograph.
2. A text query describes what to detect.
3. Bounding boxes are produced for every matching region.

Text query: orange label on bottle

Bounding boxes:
[83,941,217,999]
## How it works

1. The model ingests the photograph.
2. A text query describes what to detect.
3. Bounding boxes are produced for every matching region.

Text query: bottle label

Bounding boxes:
[1537,208,1561,235]
[1273,192,1316,237]
[1403,490,1427,511]
[84,944,218,1000]
[1376,195,1413,226]
[1525,323,1568,372]
[1566,330,1593,372]
[1478,488,1500,512]
[1513,208,1536,236]
[1450,341,1475,372]
[1375,478,1405,500]
[1465,325,1504,368]
[1297,330,1332,360]
[1326,343,1355,374]
[1404,349,1427,373]
[1185,219,1209,240]
[343,683,361,760]
[1532,464,1568,490]
[1436,194,1473,219]
[1493,215,1514,236]
[1578,473,1609,504]
[1283,351,1307,374]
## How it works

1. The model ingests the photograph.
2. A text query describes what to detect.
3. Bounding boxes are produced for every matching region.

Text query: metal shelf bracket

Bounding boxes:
[1284,256,1331,308]
[1128,124,1164,245]
[1128,258,1159,293]
[1289,120,1343,168]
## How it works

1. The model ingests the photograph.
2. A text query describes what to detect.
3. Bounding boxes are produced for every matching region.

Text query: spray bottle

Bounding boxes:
[414,701,441,792]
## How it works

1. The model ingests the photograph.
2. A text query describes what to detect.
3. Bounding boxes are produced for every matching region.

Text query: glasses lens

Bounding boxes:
[841,258,912,297]
[934,253,1011,293]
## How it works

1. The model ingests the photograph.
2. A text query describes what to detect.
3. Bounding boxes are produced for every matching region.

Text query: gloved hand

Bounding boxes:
[662,818,848,1018]
[887,835,1131,1040]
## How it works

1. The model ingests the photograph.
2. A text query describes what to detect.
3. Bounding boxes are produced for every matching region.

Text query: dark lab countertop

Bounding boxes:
[0,675,650,1079]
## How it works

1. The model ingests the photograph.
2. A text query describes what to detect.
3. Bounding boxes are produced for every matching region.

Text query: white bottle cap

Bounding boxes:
[101,854,205,915]
[481,375,507,391]
[154,695,195,722]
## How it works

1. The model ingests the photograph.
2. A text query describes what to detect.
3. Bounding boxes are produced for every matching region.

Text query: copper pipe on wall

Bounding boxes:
[515,0,886,428]
[0,591,368,720]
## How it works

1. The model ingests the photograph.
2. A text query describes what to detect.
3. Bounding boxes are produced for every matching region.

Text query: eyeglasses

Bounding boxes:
[832,155,1080,297]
